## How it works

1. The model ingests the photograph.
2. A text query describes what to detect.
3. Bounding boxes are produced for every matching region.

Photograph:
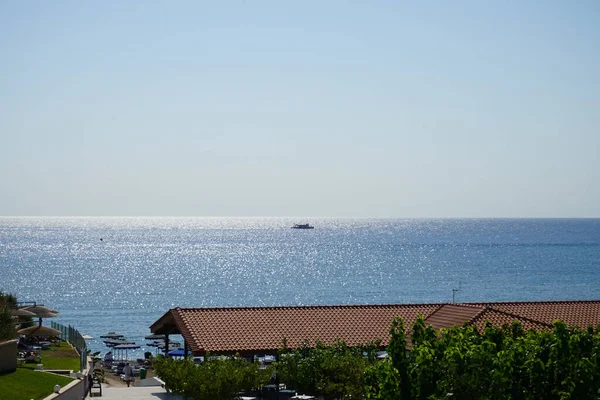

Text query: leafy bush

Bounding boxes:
[152,354,270,400]
[366,316,600,400]
[276,339,381,400]
[151,317,600,400]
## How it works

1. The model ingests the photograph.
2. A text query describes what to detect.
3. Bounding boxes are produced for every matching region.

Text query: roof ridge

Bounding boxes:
[422,303,453,321]
[429,303,445,315]
[424,303,485,324]
[451,302,487,309]
[173,303,445,312]
[170,300,600,313]
[466,306,489,325]
[171,309,205,353]
[474,307,553,328]
[463,299,600,306]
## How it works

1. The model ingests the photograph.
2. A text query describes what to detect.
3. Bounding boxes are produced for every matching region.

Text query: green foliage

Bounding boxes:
[387,316,409,399]
[365,316,600,400]
[0,291,17,306]
[17,315,35,329]
[365,358,400,400]
[276,339,380,400]
[20,342,81,371]
[90,351,106,382]
[153,354,270,400]
[0,291,17,341]
[151,317,600,400]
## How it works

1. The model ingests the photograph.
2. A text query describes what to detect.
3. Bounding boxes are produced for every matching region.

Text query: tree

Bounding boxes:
[0,290,17,341]
[276,339,380,400]
[365,316,600,400]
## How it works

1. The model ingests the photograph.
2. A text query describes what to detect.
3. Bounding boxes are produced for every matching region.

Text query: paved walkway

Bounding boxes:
[88,386,184,399]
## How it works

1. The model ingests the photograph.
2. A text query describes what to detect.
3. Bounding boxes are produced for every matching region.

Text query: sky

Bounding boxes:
[1,1,598,217]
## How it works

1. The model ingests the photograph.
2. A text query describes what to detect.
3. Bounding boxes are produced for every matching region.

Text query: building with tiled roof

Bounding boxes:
[149,300,600,357]
[467,300,600,328]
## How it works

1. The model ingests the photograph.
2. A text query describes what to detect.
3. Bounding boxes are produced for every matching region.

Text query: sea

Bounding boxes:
[1,217,599,359]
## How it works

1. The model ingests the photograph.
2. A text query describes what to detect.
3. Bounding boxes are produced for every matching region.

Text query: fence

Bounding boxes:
[51,321,88,372]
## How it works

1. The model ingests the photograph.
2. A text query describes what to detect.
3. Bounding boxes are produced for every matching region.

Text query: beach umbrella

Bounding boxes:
[104,338,136,347]
[103,338,135,344]
[100,332,125,339]
[22,305,59,317]
[11,308,37,317]
[22,305,58,327]
[18,325,62,337]
[114,343,140,361]
[144,333,165,340]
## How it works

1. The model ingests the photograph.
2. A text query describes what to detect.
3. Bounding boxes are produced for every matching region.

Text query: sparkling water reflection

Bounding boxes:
[1,217,599,357]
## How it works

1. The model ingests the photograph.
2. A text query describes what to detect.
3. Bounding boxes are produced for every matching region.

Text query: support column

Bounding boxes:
[164,334,170,358]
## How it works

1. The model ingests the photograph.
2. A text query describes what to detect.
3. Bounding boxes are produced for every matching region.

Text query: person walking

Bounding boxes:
[123,363,134,387]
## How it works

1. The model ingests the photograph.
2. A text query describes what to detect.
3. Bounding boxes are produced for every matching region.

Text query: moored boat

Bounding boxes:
[292,224,314,229]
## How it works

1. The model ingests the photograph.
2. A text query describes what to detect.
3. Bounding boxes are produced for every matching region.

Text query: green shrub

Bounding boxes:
[0,291,17,341]
[276,339,380,400]
[366,316,600,400]
[153,354,270,400]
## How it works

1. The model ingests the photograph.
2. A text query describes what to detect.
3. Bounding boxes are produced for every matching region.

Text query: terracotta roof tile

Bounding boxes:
[172,304,440,355]
[151,300,600,356]
[463,300,600,328]
[468,308,552,332]
[424,304,484,330]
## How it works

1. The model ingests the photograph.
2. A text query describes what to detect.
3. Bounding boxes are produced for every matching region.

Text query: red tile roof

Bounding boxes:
[152,304,440,355]
[467,308,552,332]
[423,304,483,330]
[464,300,600,328]
[150,300,600,356]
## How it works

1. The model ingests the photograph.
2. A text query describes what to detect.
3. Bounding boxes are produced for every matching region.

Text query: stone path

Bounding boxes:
[88,384,183,399]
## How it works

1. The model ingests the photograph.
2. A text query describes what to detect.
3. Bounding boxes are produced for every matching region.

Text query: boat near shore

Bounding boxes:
[292,224,314,229]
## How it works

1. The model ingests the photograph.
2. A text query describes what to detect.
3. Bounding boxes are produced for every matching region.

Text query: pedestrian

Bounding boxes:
[123,363,134,387]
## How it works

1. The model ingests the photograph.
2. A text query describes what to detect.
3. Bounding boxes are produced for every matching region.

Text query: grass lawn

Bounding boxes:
[0,341,80,400]
[21,341,81,371]
[0,368,74,400]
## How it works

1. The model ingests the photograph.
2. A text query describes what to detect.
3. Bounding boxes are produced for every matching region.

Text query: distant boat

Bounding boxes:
[292,224,314,229]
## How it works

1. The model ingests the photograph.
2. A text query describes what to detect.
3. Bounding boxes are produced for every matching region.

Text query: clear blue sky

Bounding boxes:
[1,1,598,217]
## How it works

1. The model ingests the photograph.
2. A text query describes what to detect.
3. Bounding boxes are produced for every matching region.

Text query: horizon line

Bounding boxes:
[1,216,599,219]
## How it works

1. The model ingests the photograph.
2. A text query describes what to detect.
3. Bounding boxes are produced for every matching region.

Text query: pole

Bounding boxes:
[164,334,170,358]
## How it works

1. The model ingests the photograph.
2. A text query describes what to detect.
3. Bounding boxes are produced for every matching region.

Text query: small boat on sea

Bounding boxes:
[292,224,314,229]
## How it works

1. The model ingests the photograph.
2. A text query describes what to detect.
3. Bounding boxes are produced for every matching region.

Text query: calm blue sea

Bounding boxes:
[1,217,599,357]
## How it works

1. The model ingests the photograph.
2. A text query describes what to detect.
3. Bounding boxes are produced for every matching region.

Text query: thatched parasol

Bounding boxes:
[22,305,58,318]
[11,308,37,317]
[113,343,141,361]
[100,332,125,339]
[21,305,58,326]
[17,325,62,337]
[144,333,165,340]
